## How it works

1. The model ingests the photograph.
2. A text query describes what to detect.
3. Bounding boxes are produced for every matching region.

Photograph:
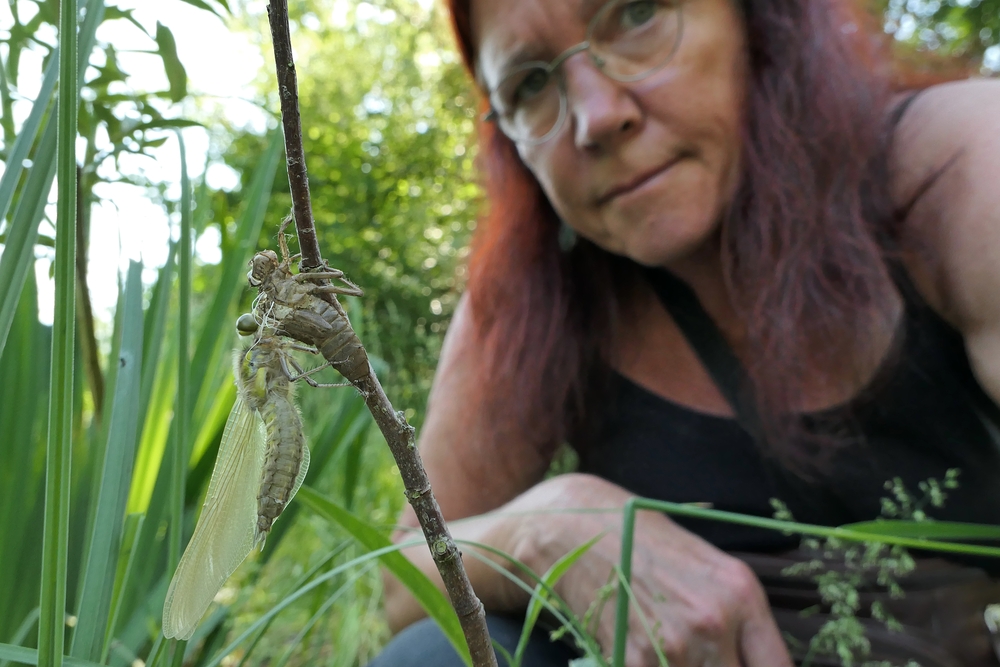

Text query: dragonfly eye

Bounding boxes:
[236,313,259,336]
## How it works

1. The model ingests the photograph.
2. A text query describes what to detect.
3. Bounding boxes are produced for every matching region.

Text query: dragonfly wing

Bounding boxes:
[288,442,310,503]
[162,396,266,640]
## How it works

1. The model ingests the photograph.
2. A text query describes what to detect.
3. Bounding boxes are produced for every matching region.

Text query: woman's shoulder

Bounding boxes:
[889,78,1000,404]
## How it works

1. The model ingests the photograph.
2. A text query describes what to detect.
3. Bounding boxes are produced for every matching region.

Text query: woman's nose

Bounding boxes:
[563,54,643,151]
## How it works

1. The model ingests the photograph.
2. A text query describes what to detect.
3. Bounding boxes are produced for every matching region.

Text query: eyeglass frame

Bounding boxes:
[481,0,685,146]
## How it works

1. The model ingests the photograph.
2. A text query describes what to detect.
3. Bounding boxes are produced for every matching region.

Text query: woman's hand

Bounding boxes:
[510,473,793,667]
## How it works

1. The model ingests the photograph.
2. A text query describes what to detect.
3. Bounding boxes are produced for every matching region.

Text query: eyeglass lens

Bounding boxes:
[492,0,682,144]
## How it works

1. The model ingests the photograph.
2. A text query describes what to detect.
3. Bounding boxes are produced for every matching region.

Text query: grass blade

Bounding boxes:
[201,541,422,667]
[38,0,78,664]
[0,644,104,667]
[271,564,375,667]
[0,259,49,640]
[70,261,144,661]
[513,534,602,667]
[0,114,58,356]
[0,609,40,667]
[0,56,57,226]
[0,0,104,358]
[842,519,1000,541]
[295,486,472,667]
[170,130,193,582]
[187,129,282,418]
[102,514,145,663]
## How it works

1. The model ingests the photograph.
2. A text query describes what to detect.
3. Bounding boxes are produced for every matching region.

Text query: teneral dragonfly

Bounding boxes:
[162,313,344,640]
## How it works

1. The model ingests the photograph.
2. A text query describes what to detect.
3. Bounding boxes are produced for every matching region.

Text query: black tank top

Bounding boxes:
[576,274,1000,554]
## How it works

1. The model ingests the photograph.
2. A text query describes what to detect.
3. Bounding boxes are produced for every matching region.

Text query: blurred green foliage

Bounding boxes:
[878,0,1000,67]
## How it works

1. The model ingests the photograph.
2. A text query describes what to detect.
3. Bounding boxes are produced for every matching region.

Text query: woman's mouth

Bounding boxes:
[598,157,685,206]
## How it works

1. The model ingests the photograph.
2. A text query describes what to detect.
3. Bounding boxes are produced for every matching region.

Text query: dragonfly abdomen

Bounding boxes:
[256,394,307,536]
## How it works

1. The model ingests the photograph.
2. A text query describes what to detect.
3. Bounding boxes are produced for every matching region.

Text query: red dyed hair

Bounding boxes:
[448,0,945,462]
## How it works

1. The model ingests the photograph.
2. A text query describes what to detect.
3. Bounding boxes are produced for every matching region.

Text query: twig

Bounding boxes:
[265,0,322,269]
[262,4,497,665]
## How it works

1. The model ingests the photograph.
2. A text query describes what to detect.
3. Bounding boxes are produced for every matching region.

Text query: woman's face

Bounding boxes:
[472,0,747,267]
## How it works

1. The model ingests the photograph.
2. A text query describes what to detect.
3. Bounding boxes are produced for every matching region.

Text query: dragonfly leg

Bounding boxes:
[295,270,345,282]
[282,353,352,388]
[277,214,294,262]
[311,284,365,297]
[286,343,320,355]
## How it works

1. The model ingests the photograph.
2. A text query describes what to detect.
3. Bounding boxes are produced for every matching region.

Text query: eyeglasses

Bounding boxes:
[483,0,684,146]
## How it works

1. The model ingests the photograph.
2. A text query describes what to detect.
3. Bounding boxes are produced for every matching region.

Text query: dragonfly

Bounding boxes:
[162,311,346,641]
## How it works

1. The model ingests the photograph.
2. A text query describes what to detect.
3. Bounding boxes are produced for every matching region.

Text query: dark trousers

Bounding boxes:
[366,615,581,667]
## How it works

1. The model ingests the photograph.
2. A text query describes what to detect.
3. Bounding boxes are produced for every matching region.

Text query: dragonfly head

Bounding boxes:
[248,250,280,287]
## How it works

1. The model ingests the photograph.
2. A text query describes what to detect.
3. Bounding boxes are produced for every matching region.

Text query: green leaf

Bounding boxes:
[0,55,57,233]
[201,542,419,667]
[70,262,144,662]
[177,0,227,19]
[295,486,473,667]
[102,514,145,663]
[154,22,187,103]
[0,0,105,358]
[38,0,79,663]
[0,644,104,667]
[842,520,1000,541]
[514,534,602,667]
[0,113,58,357]
[101,6,148,36]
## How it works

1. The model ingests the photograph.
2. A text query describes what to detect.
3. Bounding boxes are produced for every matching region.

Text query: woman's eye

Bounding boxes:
[514,68,551,103]
[620,0,657,29]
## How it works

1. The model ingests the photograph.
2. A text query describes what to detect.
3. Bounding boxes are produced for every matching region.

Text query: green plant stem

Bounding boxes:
[611,497,1000,667]
[38,0,77,665]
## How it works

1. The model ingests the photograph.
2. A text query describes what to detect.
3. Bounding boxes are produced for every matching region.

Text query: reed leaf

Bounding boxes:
[0,0,104,357]
[0,54,56,234]
[37,0,78,664]
[0,114,58,356]
[170,131,194,582]
[0,644,103,667]
[0,261,49,641]
[70,262,144,662]
[842,519,1000,541]
[102,515,145,663]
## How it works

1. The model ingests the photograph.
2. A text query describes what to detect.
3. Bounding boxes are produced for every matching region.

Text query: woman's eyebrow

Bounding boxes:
[577,0,606,22]
[491,44,548,81]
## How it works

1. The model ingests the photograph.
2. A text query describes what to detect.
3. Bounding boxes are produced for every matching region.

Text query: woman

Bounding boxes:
[371,0,1000,665]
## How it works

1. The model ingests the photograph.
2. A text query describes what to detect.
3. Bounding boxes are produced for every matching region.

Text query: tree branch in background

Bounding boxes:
[262,3,498,665]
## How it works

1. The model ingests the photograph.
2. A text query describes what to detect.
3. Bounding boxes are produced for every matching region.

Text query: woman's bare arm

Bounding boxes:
[891,79,1000,404]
